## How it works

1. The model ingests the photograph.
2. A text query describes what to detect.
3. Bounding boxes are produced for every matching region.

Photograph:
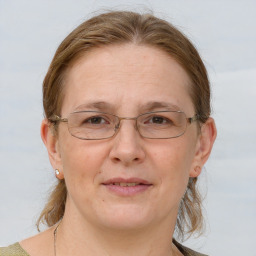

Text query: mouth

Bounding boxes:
[110,182,142,187]
[102,178,152,196]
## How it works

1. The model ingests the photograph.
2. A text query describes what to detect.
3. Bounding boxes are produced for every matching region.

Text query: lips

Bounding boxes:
[102,177,152,196]
[103,177,151,185]
[111,182,140,187]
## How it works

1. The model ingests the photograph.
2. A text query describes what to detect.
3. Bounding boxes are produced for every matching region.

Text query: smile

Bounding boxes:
[113,182,140,186]
[102,178,152,196]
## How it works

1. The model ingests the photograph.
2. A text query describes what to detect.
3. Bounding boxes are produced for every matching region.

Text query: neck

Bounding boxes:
[55,213,179,256]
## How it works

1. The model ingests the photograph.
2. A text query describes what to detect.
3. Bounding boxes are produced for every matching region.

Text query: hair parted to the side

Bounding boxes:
[38,10,211,241]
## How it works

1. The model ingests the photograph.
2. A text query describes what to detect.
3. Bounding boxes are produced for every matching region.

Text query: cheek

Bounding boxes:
[152,142,191,172]
[58,132,107,188]
[150,139,195,189]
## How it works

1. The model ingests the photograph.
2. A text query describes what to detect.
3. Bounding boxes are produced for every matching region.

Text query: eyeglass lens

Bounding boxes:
[66,111,189,140]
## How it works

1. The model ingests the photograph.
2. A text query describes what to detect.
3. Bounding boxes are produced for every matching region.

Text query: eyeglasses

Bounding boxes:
[50,111,199,140]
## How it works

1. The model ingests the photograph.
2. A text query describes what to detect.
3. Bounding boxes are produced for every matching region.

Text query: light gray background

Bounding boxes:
[0,1,256,255]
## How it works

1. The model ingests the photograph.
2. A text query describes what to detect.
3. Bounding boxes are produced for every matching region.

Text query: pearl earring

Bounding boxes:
[55,169,60,176]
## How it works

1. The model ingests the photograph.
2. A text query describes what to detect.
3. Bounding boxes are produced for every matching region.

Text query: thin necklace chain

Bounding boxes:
[53,221,62,256]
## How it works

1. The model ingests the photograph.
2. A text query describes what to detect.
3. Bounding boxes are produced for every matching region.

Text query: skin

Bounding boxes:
[21,44,216,256]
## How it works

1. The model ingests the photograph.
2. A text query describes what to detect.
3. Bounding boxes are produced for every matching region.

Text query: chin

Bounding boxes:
[95,205,155,231]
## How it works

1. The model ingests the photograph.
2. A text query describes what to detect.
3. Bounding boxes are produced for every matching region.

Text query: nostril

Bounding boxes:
[113,157,121,163]
[112,156,140,164]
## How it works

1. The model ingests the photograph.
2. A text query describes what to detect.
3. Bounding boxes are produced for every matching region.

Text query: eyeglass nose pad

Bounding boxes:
[114,123,120,131]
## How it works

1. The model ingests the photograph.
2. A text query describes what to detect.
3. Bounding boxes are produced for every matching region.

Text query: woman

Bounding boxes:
[1,11,216,256]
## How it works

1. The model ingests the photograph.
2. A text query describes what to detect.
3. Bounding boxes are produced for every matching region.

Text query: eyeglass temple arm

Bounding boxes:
[49,115,68,123]
[188,114,199,123]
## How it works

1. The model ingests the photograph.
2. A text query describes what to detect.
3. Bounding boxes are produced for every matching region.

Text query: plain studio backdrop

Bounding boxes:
[0,1,255,255]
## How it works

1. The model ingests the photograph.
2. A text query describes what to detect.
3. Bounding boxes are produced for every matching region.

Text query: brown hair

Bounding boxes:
[38,10,210,240]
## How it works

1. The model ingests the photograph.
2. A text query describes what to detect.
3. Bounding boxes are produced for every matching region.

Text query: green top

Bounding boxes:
[0,243,29,256]
[0,241,207,256]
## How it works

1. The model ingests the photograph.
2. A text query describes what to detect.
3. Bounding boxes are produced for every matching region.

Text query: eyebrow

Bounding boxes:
[138,101,181,112]
[74,101,181,113]
[74,101,115,112]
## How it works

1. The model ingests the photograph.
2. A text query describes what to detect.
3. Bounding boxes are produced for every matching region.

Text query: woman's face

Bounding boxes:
[49,44,205,230]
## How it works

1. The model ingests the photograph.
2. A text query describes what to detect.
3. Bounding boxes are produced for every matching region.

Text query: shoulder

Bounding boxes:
[0,243,30,256]
[173,239,208,256]
[0,227,55,256]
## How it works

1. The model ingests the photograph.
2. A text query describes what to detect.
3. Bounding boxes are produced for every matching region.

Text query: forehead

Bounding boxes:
[62,44,194,115]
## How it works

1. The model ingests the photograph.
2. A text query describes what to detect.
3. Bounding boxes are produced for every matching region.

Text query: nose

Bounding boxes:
[109,119,146,166]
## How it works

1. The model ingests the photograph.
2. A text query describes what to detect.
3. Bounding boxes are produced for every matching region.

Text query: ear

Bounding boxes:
[41,119,64,179]
[189,117,217,178]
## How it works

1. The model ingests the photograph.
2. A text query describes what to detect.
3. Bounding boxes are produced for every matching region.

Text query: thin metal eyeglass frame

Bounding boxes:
[50,110,199,140]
